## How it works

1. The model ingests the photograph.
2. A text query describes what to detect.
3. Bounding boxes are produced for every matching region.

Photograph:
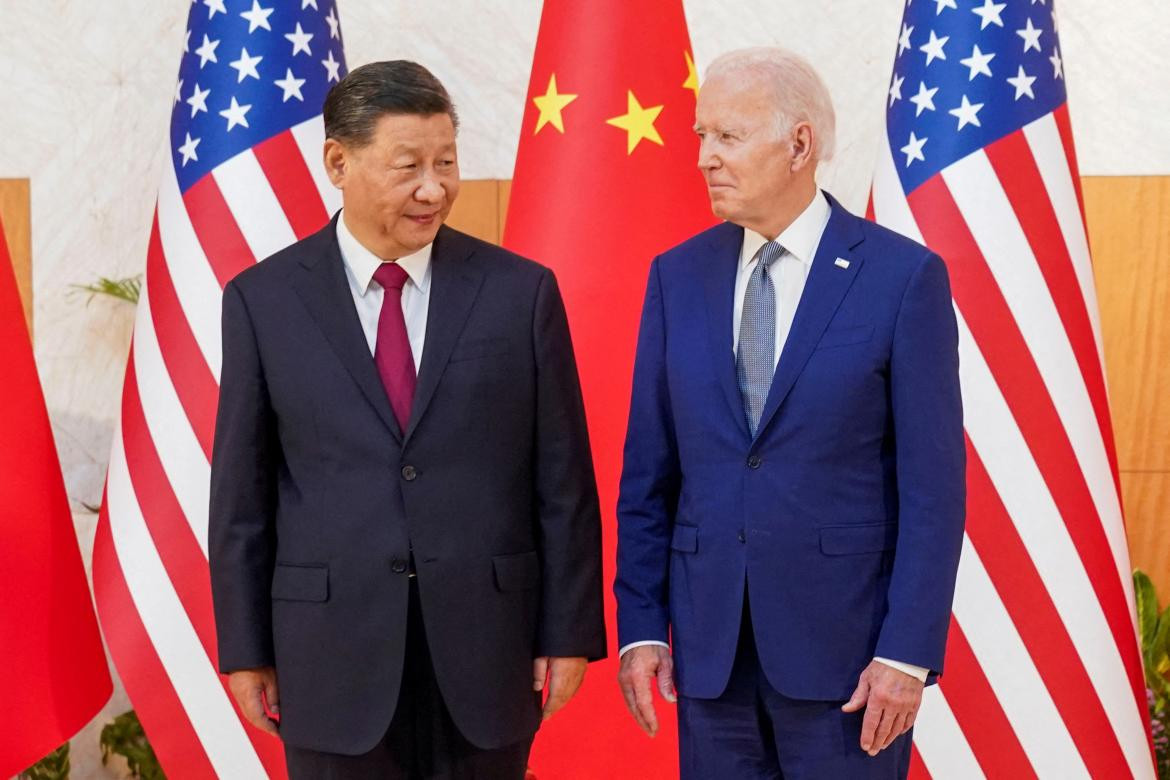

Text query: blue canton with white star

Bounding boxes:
[887,0,1067,194]
[170,0,348,193]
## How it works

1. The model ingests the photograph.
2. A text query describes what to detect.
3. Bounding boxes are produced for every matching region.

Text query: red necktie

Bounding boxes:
[372,262,416,432]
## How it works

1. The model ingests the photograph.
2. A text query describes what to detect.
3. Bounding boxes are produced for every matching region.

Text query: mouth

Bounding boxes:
[406,212,440,226]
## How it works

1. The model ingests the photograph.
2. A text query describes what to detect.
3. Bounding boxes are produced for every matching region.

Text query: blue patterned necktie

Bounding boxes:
[736,241,784,437]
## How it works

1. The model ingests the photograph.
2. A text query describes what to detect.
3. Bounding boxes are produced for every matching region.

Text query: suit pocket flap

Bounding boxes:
[450,337,510,363]
[815,324,874,350]
[670,524,698,553]
[493,551,540,591]
[820,523,897,555]
[271,563,329,602]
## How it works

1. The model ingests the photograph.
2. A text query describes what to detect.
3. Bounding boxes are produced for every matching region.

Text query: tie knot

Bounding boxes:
[757,241,784,270]
[373,261,409,292]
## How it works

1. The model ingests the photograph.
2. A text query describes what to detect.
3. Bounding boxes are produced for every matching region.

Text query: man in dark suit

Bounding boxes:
[615,48,966,778]
[210,60,605,779]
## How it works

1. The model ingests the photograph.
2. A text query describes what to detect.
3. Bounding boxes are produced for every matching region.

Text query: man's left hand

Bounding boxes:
[533,656,588,721]
[841,660,924,756]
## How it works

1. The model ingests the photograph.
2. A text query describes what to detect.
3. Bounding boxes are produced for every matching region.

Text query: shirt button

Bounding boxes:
[737,530,746,543]
[747,455,762,469]
[391,559,408,574]
[401,465,418,481]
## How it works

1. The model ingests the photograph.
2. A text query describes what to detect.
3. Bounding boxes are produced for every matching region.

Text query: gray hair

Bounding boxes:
[323,60,459,146]
[705,47,836,162]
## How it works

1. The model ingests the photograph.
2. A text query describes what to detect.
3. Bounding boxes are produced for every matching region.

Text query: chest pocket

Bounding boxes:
[450,337,510,363]
[814,324,873,351]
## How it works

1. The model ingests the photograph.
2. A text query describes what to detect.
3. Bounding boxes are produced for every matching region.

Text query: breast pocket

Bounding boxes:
[814,324,874,351]
[449,337,510,363]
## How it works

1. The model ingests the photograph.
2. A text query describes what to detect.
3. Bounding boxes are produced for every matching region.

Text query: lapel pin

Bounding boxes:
[834,257,851,269]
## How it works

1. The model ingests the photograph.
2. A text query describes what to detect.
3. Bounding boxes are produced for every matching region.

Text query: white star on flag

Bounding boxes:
[1007,65,1037,99]
[1017,18,1043,53]
[194,34,219,68]
[322,50,342,82]
[889,74,905,106]
[175,79,183,104]
[909,81,938,116]
[920,30,949,65]
[285,23,314,56]
[219,96,252,131]
[1050,47,1064,78]
[900,131,927,166]
[187,83,211,117]
[177,132,200,166]
[203,0,226,19]
[971,0,1006,29]
[274,68,307,102]
[326,8,341,39]
[302,0,319,9]
[240,1,275,33]
[898,24,914,56]
[229,47,263,82]
[948,95,984,129]
[934,0,957,14]
[959,44,995,80]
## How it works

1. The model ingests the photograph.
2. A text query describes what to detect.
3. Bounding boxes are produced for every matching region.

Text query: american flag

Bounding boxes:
[870,1,1155,777]
[92,1,346,776]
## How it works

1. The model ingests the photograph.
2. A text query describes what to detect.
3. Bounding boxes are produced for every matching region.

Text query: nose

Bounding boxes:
[697,137,719,172]
[414,170,444,203]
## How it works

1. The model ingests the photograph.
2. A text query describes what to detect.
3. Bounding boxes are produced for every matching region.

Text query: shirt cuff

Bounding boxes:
[619,640,670,658]
[873,656,929,682]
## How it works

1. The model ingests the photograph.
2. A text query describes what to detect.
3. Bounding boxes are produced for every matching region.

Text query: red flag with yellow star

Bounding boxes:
[504,1,714,776]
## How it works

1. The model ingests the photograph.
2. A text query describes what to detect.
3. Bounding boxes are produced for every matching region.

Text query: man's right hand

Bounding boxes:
[228,666,280,737]
[617,645,676,737]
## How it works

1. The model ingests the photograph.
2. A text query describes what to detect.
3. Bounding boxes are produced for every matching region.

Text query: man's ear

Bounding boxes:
[323,138,347,189]
[789,122,816,172]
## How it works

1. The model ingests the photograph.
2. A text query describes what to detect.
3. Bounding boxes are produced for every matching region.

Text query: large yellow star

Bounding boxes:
[683,51,700,100]
[605,90,665,154]
[532,74,577,134]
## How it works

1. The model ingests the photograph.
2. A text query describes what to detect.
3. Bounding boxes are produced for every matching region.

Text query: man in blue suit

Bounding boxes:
[615,47,966,778]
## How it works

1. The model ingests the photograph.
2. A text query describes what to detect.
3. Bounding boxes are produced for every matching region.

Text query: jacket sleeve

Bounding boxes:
[209,280,279,673]
[614,257,681,650]
[531,268,607,660]
[874,251,966,675]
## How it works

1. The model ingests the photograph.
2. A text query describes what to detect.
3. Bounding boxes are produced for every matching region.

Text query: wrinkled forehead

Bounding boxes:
[695,72,777,127]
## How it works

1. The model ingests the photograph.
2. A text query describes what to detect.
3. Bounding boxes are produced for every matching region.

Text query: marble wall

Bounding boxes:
[0,0,1166,775]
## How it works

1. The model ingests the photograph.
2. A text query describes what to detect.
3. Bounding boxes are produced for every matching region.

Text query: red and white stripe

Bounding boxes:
[871,106,1155,779]
[92,115,339,779]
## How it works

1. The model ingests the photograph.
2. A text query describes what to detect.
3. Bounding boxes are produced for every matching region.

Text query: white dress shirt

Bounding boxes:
[620,192,929,683]
[336,210,432,368]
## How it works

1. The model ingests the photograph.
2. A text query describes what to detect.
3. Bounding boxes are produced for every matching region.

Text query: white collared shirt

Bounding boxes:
[620,191,929,683]
[336,210,432,370]
[732,190,831,368]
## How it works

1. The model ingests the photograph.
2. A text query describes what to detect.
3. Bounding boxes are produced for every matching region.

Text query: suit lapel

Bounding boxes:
[753,195,867,443]
[702,222,752,440]
[290,215,403,442]
[403,225,483,443]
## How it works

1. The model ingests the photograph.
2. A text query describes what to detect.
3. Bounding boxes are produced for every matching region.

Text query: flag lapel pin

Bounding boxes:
[834,257,851,269]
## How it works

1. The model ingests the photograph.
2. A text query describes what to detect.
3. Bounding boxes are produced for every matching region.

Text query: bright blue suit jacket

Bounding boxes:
[615,193,966,701]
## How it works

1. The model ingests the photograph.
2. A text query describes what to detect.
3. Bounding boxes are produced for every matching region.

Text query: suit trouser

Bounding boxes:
[677,592,912,780]
[284,579,533,780]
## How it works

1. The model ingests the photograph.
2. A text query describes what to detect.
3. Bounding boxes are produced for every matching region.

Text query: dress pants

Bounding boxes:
[678,592,912,780]
[284,578,533,779]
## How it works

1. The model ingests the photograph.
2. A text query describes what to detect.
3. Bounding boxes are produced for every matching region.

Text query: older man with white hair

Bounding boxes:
[614,47,966,778]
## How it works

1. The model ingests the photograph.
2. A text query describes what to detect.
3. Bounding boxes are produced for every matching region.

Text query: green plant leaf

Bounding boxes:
[70,275,142,305]
[1135,570,1160,666]
[100,710,164,779]
[19,742,69,780]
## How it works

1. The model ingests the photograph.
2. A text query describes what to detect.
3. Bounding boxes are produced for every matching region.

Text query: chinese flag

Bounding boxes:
[504,1,714,777]
[0,213,112,776]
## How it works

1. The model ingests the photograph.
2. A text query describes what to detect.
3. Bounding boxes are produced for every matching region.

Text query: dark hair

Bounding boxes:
[323,60,459,146]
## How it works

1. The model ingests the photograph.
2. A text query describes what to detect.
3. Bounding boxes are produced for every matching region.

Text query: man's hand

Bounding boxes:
[617,645,676,737]
[228,666,280,737]
[533,656,588,721]
[841,660,923,756]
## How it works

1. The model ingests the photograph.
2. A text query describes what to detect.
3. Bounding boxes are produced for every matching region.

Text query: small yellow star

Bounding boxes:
[532,74,577,134]
[605,90,665,154]
[683,51,700,100]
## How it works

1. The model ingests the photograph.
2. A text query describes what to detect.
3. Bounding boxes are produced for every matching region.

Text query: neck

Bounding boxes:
[750,179,819,241]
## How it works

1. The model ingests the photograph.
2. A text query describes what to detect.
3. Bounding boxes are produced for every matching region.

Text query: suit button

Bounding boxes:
[737,530,746,543]
[401,465,417,481]
[747,455,762,469]
[391,559,408,574]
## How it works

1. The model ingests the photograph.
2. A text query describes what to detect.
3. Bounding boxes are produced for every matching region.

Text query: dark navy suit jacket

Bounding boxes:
[615,193,965,701]
[210,218,605,754]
